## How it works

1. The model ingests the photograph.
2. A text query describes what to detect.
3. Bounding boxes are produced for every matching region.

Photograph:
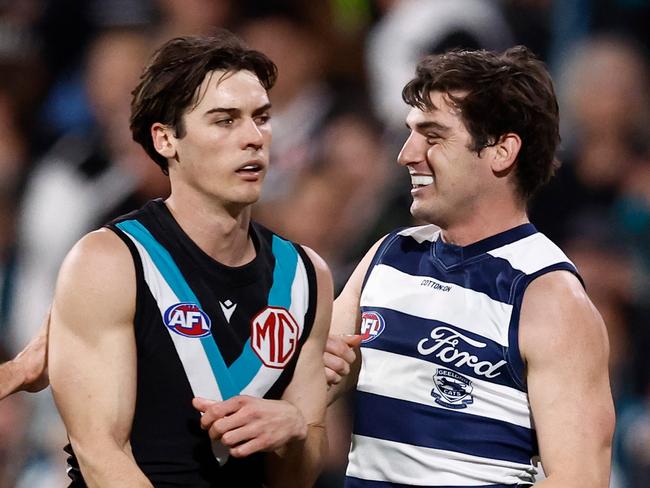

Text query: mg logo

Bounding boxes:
[251,307,300,368]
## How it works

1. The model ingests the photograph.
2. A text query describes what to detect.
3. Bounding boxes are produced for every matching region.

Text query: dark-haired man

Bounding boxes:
[325,46,614,487]
[49,32,331,487]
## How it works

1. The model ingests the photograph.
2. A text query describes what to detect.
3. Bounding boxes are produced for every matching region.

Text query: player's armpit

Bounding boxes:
[49,229,153,487]
[520,271,615,488]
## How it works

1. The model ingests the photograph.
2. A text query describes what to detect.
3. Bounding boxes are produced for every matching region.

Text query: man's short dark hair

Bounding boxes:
[402,45,560,202]
[130,30,278,173]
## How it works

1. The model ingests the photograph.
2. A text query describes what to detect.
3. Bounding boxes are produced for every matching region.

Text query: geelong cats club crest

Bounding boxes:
[431,367,474,409]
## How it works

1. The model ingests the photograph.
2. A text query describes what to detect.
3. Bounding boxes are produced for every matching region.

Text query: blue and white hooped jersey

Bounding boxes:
[64,199,317,488]
[345,223,580,488]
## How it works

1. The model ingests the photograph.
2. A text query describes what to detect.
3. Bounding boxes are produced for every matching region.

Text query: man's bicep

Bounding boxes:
[50,229,138,449]
[521,271,614,486]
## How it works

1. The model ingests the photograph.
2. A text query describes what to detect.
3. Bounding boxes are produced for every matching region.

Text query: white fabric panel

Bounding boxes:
[361,264,512,346]
[347,435,536,486]
[358,348,532,429]
[125,234,222,402]
[488,233,574,274]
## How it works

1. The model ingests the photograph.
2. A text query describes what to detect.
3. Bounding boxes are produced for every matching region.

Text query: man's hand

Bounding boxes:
[324,334,362,387]
[192,395,308,458]
[13,311,50,394]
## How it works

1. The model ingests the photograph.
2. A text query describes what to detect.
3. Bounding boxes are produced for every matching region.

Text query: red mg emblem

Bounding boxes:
[251,307,300,368]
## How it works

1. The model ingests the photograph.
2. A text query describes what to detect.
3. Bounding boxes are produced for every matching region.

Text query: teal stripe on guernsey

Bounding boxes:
[268,235,298,309]
[229,235,299,386]
[116,220,239,400]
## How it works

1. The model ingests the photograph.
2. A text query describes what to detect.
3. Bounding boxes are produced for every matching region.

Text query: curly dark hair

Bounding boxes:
[130,30,277,173]
[402,45,560,202]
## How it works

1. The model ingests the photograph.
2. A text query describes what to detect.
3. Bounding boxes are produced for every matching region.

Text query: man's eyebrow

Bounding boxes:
[204,107,240,117]
[203,103,272,118]
[252,103,272,115]
[411,120,450,133]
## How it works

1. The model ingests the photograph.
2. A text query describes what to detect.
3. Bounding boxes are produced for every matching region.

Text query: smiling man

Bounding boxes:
[48,32,332,487]
[325,46,615,487]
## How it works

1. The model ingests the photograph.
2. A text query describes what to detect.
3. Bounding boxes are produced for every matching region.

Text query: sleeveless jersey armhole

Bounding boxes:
[360,230,406,291]
[105,223,146,342]
[506,262,584,390]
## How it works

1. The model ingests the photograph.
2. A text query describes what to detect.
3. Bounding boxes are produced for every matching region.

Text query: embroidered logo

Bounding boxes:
[219,299,237,323]
[360,311,385,343]
[164,303,212,338]
[431,367,474,409]
[251,307,300,368]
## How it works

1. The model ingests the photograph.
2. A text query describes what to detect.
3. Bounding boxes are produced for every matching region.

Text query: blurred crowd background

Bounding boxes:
[0,0,648,486]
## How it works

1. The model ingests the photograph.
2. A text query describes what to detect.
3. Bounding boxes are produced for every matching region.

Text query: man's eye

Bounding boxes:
[216,119,233,126]
[255,114,271,125]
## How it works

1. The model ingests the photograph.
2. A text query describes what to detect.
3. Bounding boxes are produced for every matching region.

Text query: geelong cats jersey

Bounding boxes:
[346,223,580,488]
[66,199,317,487]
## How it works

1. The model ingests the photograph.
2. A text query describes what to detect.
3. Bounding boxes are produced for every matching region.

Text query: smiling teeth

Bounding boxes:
[411,175,433,186]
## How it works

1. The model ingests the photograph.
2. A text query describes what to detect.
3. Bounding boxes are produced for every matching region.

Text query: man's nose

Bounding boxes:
[397,132,425,167]
[241,118,265,150]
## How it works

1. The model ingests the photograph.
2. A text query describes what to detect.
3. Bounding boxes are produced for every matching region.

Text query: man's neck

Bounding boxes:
[439,205,529,247]
[164,192,256,267]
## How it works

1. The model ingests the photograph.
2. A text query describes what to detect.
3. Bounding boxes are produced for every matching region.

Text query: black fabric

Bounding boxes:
[64,199,317,487]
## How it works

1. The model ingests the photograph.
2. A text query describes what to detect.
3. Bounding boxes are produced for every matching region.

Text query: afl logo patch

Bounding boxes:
[360,311,385,343]
[164,303,212,338]
[431,368,474,409]
[251,307,300,369]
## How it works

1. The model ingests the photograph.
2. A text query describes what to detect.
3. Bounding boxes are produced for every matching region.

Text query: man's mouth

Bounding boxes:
[236,162,264,173]
[411,174,434,188]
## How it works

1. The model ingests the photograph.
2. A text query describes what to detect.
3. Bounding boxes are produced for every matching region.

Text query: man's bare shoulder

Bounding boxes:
[520,270,607,360]
[53,228,136,329]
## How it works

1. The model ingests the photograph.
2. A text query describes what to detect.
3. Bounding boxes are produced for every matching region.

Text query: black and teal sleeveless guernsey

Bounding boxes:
[345,223,582,487]
[65,198,317,487]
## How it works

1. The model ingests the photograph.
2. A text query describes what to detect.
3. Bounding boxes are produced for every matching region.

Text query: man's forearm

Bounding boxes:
[73,441,153,488]
[0,359,26,400]
[265,423,327,488]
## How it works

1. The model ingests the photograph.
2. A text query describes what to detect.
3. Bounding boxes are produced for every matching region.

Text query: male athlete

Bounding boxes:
[48,32,332,487]
[325,46,615,487]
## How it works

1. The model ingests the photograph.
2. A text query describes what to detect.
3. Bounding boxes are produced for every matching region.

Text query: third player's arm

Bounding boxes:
[49,229,152,488]
[520,271,615,487]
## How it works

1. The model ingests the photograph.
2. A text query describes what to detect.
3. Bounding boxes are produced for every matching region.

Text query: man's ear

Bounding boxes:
[151,122,177,159]
[490,133,521,173]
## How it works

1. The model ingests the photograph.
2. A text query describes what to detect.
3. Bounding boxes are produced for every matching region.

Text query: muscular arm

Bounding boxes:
[325,237,385,404]
[520,271,615,487]
[49,229,152,487]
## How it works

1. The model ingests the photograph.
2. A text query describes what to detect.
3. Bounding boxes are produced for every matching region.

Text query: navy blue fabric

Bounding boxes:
[353,391,536,465]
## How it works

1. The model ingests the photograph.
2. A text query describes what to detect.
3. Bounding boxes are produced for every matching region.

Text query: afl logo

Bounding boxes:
[360,311,385,343]
[164,303,212,338]
[251,307,300,369]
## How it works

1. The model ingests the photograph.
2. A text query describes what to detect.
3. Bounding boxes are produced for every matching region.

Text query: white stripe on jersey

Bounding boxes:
[240,256,309,396]
[347,434,536,486]
[396,224,440,243]
[358,348,532,429]
[488,233,576,274]
[126,235,222,402]
[361,264,512,346]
